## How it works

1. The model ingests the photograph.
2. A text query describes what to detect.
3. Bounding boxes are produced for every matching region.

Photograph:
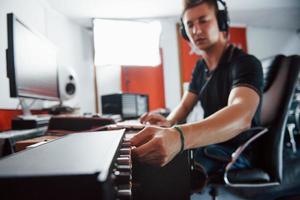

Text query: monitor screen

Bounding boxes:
[6,13,59,101]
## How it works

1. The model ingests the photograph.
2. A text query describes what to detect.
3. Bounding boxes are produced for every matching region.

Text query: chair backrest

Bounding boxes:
[257,55,300,183]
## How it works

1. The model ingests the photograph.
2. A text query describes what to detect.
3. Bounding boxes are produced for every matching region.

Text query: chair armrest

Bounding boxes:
[189,127,266,171]
[223,127,279,187]
[227,127,268,171]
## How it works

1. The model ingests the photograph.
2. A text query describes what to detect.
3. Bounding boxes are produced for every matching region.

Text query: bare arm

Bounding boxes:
[166,91,199,125]
[131,86,260,166]
[181,86,260,149]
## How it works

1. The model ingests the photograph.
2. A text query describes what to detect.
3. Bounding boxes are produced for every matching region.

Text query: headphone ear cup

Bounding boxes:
[180,19,190,41]
[217,10,228,32]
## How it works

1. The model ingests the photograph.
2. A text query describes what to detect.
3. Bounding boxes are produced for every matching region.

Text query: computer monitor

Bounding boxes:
[101,93,149,119]
[6,13,59,116]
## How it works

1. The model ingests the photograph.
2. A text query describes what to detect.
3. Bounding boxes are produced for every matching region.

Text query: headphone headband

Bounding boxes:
[216,0,227,11]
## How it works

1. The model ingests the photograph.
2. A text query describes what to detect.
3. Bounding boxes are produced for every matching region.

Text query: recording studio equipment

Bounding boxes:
[6,12,57,127]
[59,66,78,101]
[180,0,229,41]
[47,115,115,132]
[0,130,132,200]
[6,13,57,126]
[6,13,59,101]
[101,93,149,119]
[11,115,51,130]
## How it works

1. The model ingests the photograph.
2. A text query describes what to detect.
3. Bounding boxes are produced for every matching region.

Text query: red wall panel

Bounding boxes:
[121,50,165,111]
[0,109,47,131]
[121,64,166,111]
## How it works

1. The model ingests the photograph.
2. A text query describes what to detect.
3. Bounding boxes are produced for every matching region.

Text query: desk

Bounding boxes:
[0,127,47,157]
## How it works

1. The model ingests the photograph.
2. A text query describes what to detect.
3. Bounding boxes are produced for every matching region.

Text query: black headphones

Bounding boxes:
[180,0,229,41]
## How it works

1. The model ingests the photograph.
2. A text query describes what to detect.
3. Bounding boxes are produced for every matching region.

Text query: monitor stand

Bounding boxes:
[19,98,32,117]
[11,98,50,130]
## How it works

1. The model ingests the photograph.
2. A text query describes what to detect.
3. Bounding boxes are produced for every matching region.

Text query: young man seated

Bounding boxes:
[130,0,263,191]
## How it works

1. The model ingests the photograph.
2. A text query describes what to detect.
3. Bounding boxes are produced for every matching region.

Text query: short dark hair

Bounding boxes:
[182,0,219,16]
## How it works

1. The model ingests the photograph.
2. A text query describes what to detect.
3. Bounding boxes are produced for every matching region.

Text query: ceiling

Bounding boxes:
[45,0,300,30]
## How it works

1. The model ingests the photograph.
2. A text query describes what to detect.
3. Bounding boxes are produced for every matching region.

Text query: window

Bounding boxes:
[93,19,161,66]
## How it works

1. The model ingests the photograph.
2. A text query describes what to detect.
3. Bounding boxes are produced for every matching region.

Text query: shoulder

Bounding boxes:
[193,59,205,73]
[229,49,264,96]
[237,54,261,67]
[190,59,206,78]
[230,49,262,74]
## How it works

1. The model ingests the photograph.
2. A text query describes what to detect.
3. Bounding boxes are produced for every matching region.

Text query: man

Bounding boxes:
[130,0,263,188]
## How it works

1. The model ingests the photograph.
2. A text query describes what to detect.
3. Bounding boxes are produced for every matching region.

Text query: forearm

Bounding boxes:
[166,104,191,126]
[166,92,198,126]
[180,103,253,149]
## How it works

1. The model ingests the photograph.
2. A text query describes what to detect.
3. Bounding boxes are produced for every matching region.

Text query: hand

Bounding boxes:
[139,112,172,127]
[130,126,181,167]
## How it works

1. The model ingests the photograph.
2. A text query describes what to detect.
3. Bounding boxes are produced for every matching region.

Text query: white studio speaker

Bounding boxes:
[58,67,77,101]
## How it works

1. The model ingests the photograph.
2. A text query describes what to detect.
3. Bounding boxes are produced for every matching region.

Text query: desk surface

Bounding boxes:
[0,127,47,157]
[0,127,47,139]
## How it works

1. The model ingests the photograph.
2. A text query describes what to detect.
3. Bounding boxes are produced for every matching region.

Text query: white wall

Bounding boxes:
[160,17,182,110]
[96,65,122,114]
[247,26,300,59]
[0,0,95,114]
[44,5,95,113]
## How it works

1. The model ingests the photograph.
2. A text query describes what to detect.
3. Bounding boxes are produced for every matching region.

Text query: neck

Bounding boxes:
[202,38,228,71]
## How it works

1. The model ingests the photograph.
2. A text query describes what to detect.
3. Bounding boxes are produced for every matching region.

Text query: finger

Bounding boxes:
[157,121,171,127]
[147,117,161,125]
[139,112,149,123]
[141,114,155,124]
[131,137,157,159]
[144,114,166,125]
[130,127,154,147]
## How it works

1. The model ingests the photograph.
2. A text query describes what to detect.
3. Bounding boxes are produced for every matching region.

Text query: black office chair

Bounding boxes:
[191,54,300,199]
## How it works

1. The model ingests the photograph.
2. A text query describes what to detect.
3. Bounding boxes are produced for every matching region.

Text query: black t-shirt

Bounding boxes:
[188,44,263,148]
